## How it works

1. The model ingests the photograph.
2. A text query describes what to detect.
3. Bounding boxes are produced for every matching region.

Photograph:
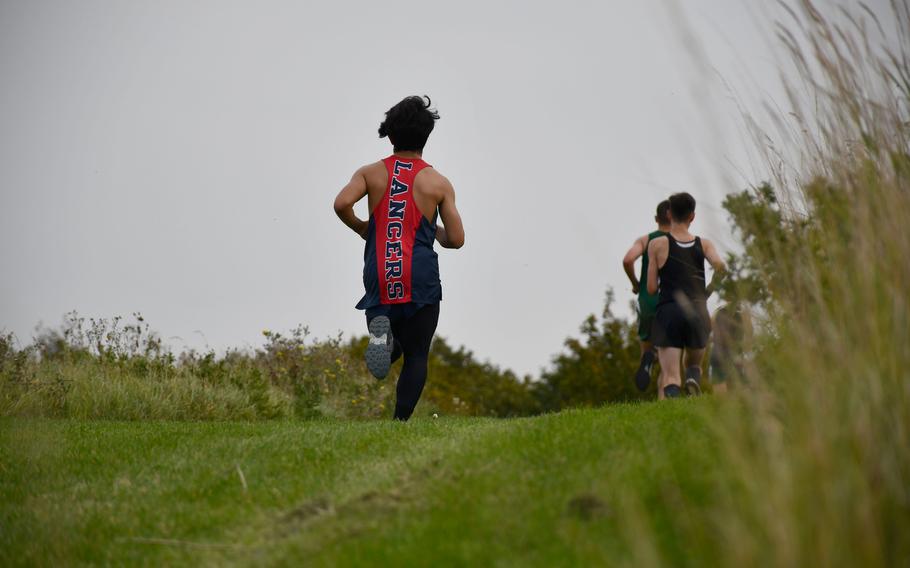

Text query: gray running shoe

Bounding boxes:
[685,366,702,396]
[365,316,393,379]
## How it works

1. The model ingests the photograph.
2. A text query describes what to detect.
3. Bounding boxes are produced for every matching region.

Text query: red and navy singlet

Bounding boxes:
[355,156,442,310]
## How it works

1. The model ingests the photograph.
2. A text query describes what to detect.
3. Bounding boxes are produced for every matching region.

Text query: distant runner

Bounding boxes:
[333,95,465,420]
[622,200,671,391]
[710,301,753,393]
[647,192,725,399]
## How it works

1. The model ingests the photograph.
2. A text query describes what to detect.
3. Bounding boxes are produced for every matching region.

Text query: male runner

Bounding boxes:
[622,200,671,391]
[710,300,753,393]
[647,192,725,398]
[333,95,464,421]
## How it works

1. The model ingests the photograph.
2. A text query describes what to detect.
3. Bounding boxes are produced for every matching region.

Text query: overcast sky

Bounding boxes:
[0,0,894,376]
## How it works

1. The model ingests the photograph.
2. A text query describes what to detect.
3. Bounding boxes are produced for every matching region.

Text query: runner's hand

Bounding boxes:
[631,282,640,295]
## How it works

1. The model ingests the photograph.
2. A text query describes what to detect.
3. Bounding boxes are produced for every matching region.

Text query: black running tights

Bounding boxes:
[380,304,439,421]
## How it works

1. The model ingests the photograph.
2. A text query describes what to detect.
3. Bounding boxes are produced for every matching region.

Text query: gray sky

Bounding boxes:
[0,0,893,376]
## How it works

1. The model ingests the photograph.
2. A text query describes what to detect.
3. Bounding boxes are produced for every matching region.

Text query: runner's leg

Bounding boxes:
[658,346,683,398]
[635,340,656,392]
[684,348,705,396]
[635,299,657,391]
[392,304,440,421]
[683,304,710,395]
[709,348,728,393]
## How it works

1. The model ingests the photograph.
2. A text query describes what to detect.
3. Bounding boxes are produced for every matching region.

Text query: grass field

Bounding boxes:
[1,401,727,567]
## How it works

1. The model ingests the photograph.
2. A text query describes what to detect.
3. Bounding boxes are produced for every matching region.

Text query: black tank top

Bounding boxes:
[658,235,707,306]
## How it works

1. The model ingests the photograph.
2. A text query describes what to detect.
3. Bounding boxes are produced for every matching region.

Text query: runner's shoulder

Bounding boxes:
[416,165,448,183]
[415,167,453,196]
[358,160,386,174]
[647,235,669,256]
[357,161,388,186]
[649,234,669,247]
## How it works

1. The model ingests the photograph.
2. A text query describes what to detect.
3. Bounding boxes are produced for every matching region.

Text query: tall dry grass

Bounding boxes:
[626,1,910,565]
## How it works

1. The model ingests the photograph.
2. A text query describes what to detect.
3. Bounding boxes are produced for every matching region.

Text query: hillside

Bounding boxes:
[2,401,718,566]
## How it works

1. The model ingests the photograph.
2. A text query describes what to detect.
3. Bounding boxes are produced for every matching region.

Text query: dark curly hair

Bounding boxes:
[378,95,439,152]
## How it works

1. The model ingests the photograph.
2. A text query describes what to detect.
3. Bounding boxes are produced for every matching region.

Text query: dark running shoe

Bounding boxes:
[635,351,655,392]
[663,384,683,398]
[365,316,393,380]
[685,366,702,396]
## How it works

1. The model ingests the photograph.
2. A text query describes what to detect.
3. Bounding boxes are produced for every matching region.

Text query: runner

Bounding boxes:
[710,300,753,393]
[646,192,725,399]
[333,95,465,420]
[622,200,671,391]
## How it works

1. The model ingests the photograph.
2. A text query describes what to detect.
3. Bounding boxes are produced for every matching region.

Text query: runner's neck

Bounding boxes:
[669,224,694,242]
[393,151,423,160]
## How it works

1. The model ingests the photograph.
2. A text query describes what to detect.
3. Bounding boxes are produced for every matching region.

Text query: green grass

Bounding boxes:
[1,401,723,567]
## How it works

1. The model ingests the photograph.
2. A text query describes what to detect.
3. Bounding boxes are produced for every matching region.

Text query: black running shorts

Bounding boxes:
[654,302,711,349]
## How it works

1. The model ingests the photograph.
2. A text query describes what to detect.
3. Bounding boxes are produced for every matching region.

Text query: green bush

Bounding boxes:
[535,290,645,411]
[0,313,548,421]
[0,315,387,420]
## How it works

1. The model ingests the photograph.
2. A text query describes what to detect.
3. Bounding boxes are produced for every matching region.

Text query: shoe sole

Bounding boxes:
[366,316,392,380]
[685,377,702,396]
[634,368,651,392]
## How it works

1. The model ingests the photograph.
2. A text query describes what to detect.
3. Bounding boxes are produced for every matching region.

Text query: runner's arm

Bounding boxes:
[646,238,664,295]
[333,168,370,239]
[702,238,727,298]
[622,236,647,294]
[435,177,464,249]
